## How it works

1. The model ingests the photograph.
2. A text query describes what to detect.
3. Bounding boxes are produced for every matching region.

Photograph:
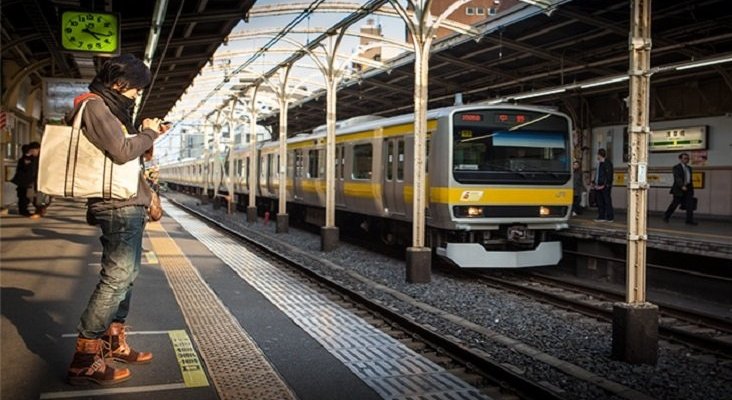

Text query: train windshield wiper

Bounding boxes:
[508,113,552,131]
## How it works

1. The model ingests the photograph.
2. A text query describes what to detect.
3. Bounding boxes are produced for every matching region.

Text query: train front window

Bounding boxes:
[452,110,571,184]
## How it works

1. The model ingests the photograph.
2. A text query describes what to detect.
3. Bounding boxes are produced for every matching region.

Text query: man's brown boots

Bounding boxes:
[102,322,153,364]
[67,337,131,385]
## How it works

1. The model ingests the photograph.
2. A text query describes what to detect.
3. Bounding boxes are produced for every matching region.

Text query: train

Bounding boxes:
[160,104,574,268]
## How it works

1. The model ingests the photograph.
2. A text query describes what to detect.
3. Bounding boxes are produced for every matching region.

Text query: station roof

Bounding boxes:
[259,0,732,134]
[3,0,731,134]
[1,0,255,121]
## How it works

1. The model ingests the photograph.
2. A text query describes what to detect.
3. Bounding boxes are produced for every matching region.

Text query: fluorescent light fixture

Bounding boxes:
[676,56,732,70]
[513,88,565,100]
[580,76,629,89]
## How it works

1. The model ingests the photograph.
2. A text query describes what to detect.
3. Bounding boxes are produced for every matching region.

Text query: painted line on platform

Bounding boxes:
[39,383,188,399]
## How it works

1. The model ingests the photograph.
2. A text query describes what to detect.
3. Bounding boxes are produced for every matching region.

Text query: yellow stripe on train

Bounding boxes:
[299,183,572,206]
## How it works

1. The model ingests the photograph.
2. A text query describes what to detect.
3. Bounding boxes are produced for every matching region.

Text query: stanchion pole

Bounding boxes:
[613,0,658,365]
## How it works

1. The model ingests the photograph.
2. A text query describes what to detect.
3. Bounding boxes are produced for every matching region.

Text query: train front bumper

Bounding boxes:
[436,241,562,268]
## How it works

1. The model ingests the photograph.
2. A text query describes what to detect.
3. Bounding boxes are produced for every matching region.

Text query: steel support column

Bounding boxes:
[247,85,261,223]
[320,31,347,252]
[390,0,472,283]
[277,65,293,233]
[613,0,658,365]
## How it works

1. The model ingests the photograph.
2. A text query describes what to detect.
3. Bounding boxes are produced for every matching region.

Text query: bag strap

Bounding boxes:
[65,100,91,197]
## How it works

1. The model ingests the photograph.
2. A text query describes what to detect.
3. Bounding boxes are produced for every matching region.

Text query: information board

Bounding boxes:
[649,126,707,152]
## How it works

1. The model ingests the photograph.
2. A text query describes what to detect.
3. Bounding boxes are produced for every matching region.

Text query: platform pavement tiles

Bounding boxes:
[164,203,490,400]
[146,220,297,400]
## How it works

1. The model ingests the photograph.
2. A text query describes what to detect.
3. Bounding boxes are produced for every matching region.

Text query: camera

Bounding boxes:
[159,121,172,133]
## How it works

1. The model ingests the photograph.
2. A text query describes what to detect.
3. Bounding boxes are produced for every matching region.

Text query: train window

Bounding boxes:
[352,144,373,180]
[295,150,304,178]
[244,157,250,185]
[452,110,570,184]
[334,147,340,179]
[260,154,272,178]
[337,146,345,180]
[308,149,320,178]
[386,141,394,181]
[397,140,405,181]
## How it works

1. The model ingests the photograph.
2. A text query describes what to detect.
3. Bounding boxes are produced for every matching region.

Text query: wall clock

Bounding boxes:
[61,11,120,54]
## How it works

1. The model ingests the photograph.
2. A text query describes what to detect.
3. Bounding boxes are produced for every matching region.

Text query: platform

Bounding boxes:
[559,210,732,260]
[0,199,487,400]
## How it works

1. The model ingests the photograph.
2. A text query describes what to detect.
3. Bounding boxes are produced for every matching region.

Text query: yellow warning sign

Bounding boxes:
[169,330,209,387]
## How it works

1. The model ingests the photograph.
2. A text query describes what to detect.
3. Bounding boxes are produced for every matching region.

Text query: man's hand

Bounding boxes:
[142,118,162,133]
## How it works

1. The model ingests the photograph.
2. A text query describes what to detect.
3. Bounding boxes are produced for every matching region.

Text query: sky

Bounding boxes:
[155,1,410,164]
[165,1,408,122]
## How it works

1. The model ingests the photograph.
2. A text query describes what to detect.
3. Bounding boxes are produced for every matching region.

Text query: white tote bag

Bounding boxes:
[38,100,140,199]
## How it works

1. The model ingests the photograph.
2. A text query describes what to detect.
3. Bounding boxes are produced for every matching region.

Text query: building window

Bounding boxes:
[488,7,497,15]
[476,7,485,15]
[465,7,474,15]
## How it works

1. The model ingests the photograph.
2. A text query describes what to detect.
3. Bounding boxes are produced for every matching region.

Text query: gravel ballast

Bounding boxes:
[163,192,732,400]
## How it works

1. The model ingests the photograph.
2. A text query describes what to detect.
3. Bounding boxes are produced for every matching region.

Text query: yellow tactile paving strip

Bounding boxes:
[146,222,296,400]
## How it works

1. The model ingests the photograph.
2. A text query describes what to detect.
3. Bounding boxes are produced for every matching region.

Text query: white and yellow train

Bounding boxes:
[161,104,574,268]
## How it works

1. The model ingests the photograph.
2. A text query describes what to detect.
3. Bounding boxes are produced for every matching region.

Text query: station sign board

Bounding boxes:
[42,78,90,122]
[649,126,707,152]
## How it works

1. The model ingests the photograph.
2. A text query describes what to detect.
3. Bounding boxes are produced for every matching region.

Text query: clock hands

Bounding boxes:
[81,27,112,41]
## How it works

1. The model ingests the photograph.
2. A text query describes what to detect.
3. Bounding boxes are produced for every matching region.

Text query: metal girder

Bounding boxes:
[0,33,43,55]
[21,0,74,77]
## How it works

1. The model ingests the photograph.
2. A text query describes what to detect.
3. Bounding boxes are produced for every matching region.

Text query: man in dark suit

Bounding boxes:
[663,152,697,225]
[593,148,614,222]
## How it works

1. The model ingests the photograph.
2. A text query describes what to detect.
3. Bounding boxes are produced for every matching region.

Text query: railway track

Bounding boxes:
[472,271,732,358]
[163,193,731,400]
[167,197,565,400]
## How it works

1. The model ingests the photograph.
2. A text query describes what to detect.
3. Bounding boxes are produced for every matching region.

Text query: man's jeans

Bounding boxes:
[78,206,146,339]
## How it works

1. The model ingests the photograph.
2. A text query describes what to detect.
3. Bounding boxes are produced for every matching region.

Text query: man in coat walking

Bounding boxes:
[663,152,697,225]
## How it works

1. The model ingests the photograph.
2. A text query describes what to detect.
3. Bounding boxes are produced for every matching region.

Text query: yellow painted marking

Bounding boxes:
[344,181,382,198]
[317,183,573,206]
[300,179,326,193]
[288,120,437,149]
[169,330,210,388]
[429,187,573,205]
[144,251,159,264]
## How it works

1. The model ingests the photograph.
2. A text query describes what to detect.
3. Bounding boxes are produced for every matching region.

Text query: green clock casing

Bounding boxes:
[61,11,120,54]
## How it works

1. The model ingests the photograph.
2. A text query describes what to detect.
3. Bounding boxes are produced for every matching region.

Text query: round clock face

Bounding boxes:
[61,11,119,54]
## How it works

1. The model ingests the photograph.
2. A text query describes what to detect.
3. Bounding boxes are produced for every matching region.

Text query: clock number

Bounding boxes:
[87,43,93,50]
[69,21,78,27]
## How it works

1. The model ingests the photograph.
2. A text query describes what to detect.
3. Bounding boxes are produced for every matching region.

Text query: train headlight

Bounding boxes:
[539,206,551,217]
[468,206,483,217]
[454,206,485,218]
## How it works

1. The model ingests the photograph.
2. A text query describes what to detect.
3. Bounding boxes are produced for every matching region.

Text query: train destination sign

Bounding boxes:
[649,126,707,152]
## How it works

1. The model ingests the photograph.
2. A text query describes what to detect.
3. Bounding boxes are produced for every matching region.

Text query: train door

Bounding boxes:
[293,149,304,201]
[266,153,274,195]
[336,144,346,206]
[382,138,406,215]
